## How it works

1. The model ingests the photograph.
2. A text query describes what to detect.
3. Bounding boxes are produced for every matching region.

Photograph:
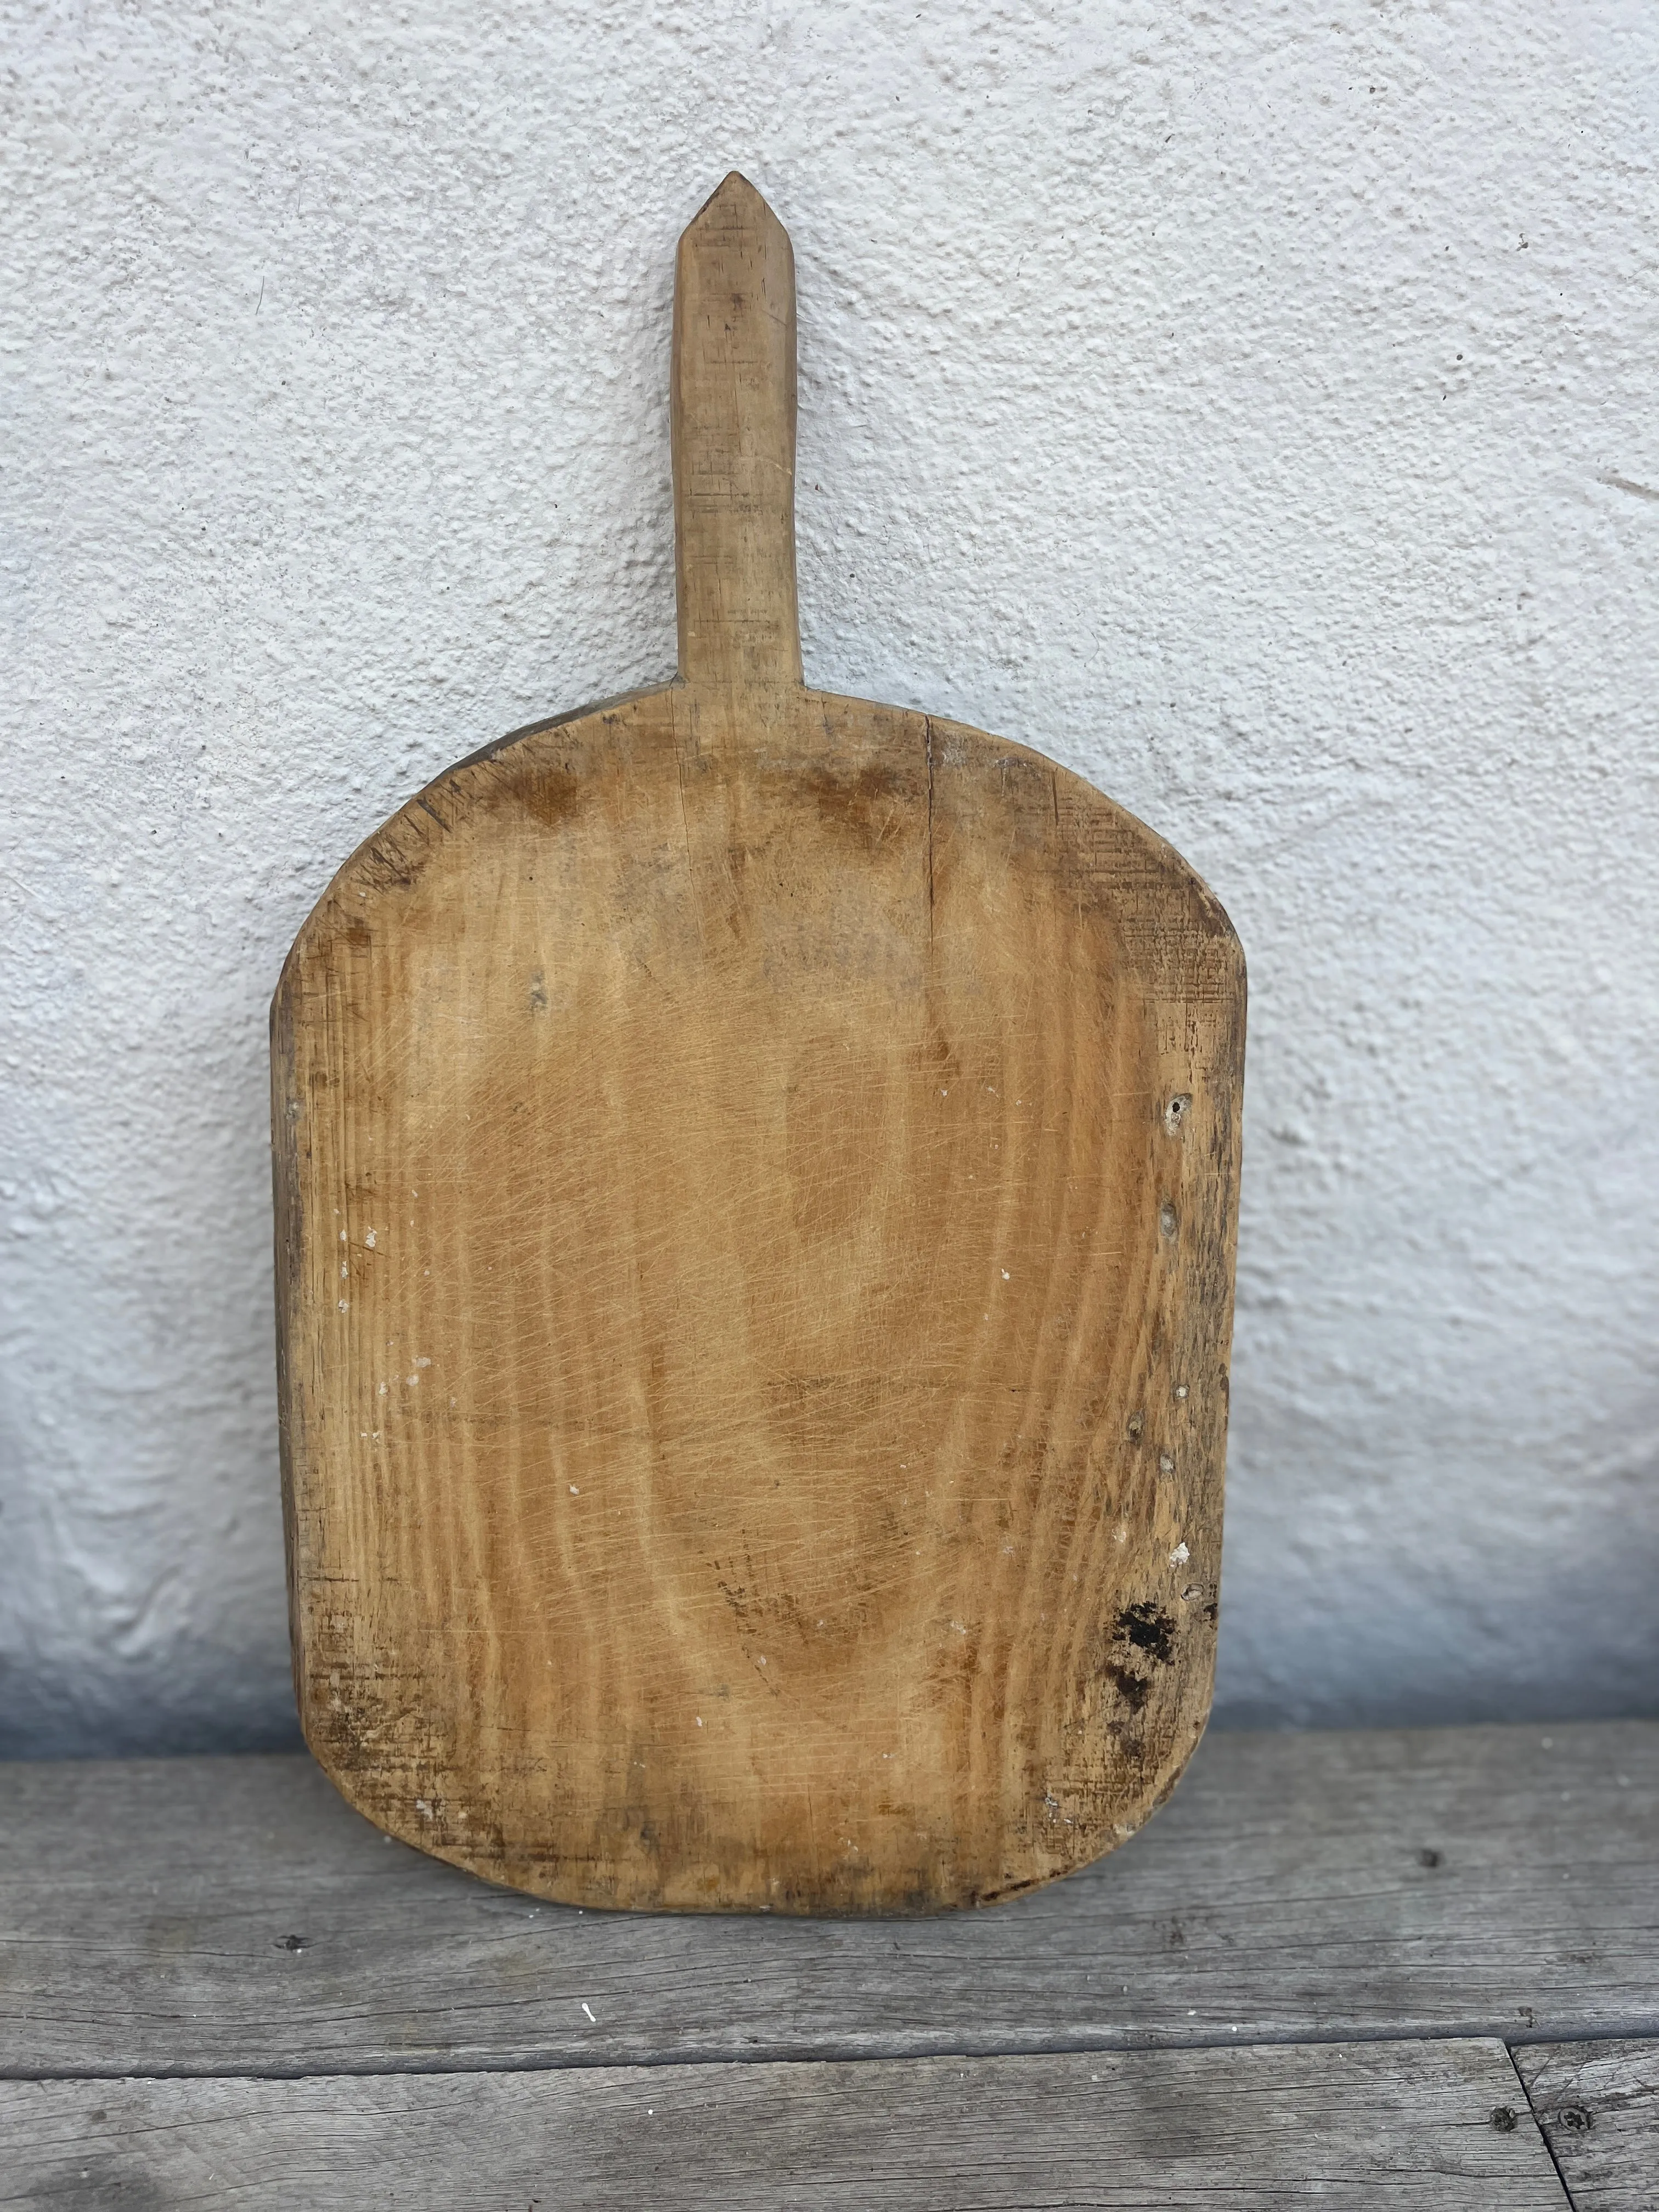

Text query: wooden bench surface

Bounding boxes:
[3,1720,1654,2207]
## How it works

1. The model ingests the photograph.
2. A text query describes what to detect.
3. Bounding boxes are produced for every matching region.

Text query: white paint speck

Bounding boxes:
[1170,1542,1190,1566]
[581,2001,596,2023]
[569,1484,579,1495]
[364,1230,376,1248]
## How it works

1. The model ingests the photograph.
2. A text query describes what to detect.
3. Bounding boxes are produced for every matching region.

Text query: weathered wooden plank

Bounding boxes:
[0,2041,1569,2210]
[1513,2040,1659,2212]
[0,1723,1651,2078]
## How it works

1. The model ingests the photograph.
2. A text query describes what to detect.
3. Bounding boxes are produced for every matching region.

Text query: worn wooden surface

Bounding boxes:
[1513,2041,1659,2212]
[2,1723,1652,2080]
[0,2042,1569,2210]
[272,171,1245,1912]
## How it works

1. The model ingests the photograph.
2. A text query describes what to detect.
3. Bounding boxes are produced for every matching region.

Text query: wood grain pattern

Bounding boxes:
[1514,2041,1659,2212]
[7,1724,1652,2079]
[0,2044,1571,2211]
[272,172,1245,1912]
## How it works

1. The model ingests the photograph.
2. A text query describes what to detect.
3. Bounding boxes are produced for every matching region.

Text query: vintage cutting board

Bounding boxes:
[273,173,1245,1914]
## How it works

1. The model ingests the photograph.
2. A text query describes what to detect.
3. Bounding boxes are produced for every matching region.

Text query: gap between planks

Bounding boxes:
[3,2026,1655,2090]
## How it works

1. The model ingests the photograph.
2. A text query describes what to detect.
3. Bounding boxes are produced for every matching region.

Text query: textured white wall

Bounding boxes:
[4,1,1656,1754]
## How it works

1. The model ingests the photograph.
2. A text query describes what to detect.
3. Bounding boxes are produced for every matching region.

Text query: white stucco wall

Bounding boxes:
[4,1,1656,1754]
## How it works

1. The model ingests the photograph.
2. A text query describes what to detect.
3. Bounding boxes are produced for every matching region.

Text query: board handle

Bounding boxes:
[673,173,803,692]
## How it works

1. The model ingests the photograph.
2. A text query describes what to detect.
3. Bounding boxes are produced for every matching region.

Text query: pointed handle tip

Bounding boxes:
[685,170,785,239]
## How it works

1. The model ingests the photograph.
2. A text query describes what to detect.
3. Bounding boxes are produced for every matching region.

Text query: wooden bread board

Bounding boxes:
[273,173,1245,1914]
